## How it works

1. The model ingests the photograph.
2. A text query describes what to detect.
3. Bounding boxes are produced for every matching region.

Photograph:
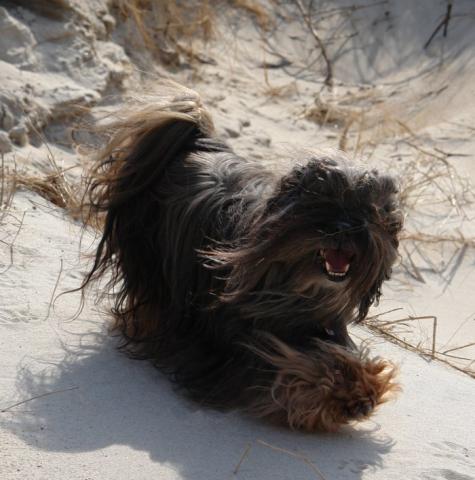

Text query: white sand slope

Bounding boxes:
[1,1,475,479]
[0,191,474,479]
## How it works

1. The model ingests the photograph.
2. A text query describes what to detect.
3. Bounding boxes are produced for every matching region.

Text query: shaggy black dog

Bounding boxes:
[82,85,403,432]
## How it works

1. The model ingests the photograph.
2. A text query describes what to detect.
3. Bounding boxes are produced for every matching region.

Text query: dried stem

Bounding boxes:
[233,443,252,475]
[1,386,79,413]
[424,0,454,49]
[294,0,333,87]
[257,439,328,480]
[44,258,64,321]
[0,211,26,274]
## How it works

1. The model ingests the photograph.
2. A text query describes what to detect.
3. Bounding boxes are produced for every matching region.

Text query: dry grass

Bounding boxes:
[261,61,298,98]
[0,155,16,222]
[294,0,333,87]
[112,0,216,64]
[366,310,474,379]
[304,85,474,243]
[304,86,384,129]
[0,151,83,223]
[394,138,473,285]
[232,0,271,30]
[233,439,328,479]
[302,70,475,378]
[305,96,360,128]
[14,170,82,218]
[0,156,25,274]
[111,0,274,65]
[363,122,474,376]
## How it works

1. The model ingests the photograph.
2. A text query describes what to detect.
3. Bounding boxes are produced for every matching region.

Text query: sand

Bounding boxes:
[0,191,473,480]
[1,1,474,478]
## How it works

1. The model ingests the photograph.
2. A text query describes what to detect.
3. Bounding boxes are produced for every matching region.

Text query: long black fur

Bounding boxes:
[82,86,403,430]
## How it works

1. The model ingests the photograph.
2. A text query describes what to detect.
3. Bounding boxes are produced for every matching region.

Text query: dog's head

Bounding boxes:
[217,155,403,322]
[265,156,402,318]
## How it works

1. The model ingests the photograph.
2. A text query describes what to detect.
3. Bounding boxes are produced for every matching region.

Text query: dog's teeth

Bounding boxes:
[325,263,348,277]
[325,261,350,276]
[325,263,346,276]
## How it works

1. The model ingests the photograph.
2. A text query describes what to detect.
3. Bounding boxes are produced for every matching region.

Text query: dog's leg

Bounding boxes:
[245,336,397,432]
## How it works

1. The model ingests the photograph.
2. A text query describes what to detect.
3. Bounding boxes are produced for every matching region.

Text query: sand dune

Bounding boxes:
[1,1,474,478]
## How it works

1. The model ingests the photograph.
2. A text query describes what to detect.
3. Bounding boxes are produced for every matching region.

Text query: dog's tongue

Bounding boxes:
[324,249,352,272]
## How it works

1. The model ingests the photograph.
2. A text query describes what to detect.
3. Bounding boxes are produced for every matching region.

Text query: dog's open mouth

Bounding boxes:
[320,248,353,282]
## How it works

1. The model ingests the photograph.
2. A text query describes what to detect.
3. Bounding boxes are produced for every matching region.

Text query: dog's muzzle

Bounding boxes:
[318,220,365,282]
[319,248,354,281]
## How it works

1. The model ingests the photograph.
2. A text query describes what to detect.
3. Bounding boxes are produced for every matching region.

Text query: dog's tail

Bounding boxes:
[86,84,214,216]
[81,84,214,341]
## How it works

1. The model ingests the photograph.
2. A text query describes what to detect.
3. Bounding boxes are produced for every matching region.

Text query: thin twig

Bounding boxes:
[294,0,333,87]
[338,118,354,151]
[366,307,404,321]
[0,211,26,274]
[402,244,425,283]
[441,352,472,361]
[442,342,475,355]
[403,141,448,162]
[440,312,475,350]
[374,315,437,327]
[26,119,78,208]
[441,243,467,293]
[257,439,328,480]
[0,157,17,223]
[433,146,470,158]
[233,443,252,475]
[311,0,388,18]
[1,154,5,210]
[367,322,474,379]
[44,258,64,321]
[370,314,438,358]
[424,0,454,49]
[1,386,79,413]
[431,317,438,358]
[396,119,419,139]
[401,232,475,248]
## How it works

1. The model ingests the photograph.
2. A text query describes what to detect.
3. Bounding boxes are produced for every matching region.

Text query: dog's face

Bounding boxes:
[232,156,403,321]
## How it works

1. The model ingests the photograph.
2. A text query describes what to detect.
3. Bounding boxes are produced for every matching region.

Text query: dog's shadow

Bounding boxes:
[2,328,394,480]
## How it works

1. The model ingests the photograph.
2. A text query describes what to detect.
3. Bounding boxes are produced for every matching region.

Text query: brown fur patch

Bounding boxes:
[246,336,398,432]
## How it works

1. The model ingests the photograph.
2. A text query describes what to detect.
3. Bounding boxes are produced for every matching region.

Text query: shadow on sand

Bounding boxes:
[1,329,394,479]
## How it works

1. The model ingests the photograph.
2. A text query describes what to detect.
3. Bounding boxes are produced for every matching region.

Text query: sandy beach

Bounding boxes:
[1,1,474,478]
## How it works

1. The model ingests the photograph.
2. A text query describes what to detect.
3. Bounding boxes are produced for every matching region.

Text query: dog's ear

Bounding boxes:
[357,259,396,321]
[357,281,383,322]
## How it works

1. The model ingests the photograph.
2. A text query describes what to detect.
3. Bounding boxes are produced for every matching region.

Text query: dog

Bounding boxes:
[82,84,403,432]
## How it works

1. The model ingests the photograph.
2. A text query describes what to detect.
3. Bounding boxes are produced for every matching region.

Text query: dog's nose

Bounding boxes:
[332,221,353,233]
[332,219,368,233]
[332,220,354,233]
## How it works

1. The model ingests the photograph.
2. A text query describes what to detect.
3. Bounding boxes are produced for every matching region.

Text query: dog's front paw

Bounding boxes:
[245,337,398,432]
[344,395,376,419]
[332,355,398,425]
